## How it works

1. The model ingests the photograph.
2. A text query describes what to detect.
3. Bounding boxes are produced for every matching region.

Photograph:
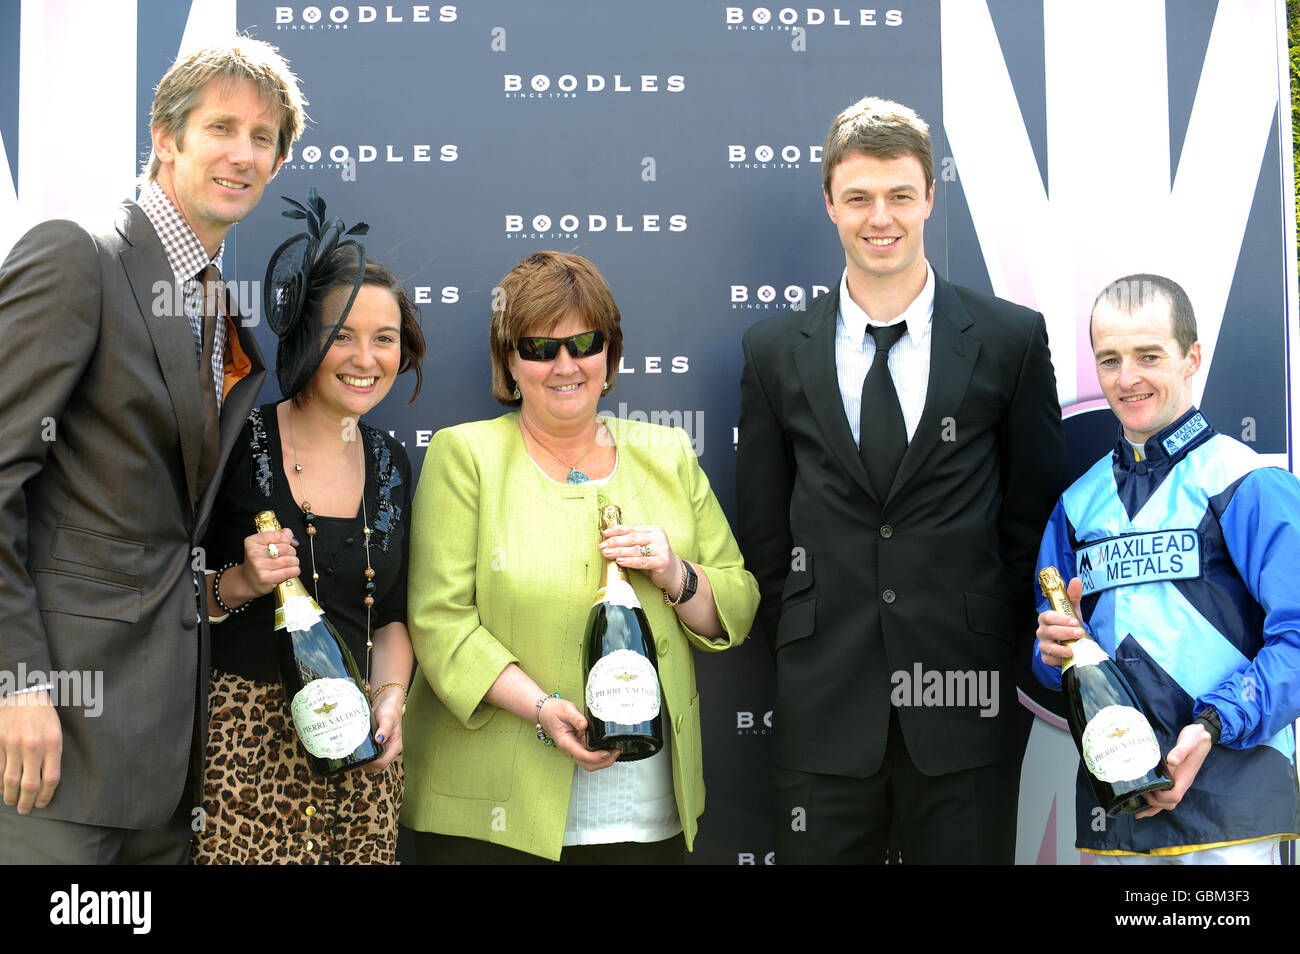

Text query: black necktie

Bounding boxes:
[197,264,222,488]
[859,321,908,500]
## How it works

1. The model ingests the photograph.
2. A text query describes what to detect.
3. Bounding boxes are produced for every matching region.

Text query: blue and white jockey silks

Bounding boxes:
[1034,408,1300,854]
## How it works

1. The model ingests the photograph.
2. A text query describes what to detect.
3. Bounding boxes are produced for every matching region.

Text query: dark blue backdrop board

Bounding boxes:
[217,0,1296,864]
[231,1,945,864]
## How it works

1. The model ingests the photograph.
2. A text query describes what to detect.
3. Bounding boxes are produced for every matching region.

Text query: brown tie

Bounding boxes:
[197,265,222,489]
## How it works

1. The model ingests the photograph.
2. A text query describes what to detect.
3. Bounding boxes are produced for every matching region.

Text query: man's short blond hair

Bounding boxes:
[146,36,307,180]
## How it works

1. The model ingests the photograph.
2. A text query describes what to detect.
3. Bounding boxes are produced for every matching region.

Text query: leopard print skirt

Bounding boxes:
[191,668,403,865]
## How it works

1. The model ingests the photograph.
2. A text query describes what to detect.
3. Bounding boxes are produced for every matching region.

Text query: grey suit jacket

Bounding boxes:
[0,201,265,828]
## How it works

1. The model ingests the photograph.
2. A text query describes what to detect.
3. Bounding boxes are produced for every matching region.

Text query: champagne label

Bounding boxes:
[290,678,371,759]
[1061,637,1108,672]
[276,594,324,632]
[586,649,660,723]
[1081,705,1161,783]
[594,579,642,610]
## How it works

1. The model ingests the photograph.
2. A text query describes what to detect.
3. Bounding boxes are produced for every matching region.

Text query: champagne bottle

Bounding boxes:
[582,502,663,761]
[1039,566,1172,815]
[255,510,381,776]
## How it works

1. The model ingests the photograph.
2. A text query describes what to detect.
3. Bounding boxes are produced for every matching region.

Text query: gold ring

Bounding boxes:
[639,544,653,557]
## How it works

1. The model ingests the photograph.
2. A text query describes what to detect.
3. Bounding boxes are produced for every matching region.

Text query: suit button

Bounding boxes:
[879,525,893,539]
[657,638,669,657]
[882,589,896,604]
[182,612,197,631]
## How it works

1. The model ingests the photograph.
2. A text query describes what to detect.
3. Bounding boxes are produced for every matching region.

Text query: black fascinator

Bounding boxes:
[264,187,370,400]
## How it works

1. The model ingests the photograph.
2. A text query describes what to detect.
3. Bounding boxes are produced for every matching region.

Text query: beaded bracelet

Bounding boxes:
[535,692,561,746]
[212,563,250,615]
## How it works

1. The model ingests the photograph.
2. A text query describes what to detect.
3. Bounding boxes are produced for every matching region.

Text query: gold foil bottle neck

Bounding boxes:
[598,504,622,533]
[596,503,629,587]
[254,510,282,534]
[252,510,312,605]
[1039,564,1094,672]
[1038,566,1078,621]
[1038,565,1064,593]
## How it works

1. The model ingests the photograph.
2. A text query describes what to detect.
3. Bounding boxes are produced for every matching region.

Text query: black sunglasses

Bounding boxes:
[515,330,606,361]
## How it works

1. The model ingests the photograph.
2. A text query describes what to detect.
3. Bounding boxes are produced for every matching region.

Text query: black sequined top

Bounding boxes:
[205,403,411,684]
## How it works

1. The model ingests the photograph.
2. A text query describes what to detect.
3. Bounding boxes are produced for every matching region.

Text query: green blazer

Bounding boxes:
[402,413,758,859]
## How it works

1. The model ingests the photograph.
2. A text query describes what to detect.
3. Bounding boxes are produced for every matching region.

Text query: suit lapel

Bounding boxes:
[792,288,877,502]
[890,275,979,498]
[118,203,208,514]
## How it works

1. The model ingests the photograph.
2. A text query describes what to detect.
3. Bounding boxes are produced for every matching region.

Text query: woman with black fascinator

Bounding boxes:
[192,190,425,864]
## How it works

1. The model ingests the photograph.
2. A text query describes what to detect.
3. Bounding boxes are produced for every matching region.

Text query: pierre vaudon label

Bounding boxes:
[586,649,660,723]
[291,678,370,758]
[1082,704,1161,783]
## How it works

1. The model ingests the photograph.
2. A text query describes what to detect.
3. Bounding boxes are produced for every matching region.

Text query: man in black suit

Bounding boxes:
[737,96,1068,863]
[0,38,305,863]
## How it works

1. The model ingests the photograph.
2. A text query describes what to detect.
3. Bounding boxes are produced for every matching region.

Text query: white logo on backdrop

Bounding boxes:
[274,4,457,28]
[283,143,458,170]
[503,74,685,99]
[730,283,830,310]
[941,0,1280,411]
[614,357,690,375]
[727,144,822,170]
[411,286,460,305]
[504,213,687,237]
[723,7,903,29]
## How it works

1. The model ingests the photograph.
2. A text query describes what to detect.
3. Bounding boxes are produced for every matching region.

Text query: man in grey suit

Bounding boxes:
[0,38,306,863]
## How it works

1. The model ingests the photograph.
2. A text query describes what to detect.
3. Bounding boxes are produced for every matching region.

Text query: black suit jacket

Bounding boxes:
[737,273,1067,778]
[0,202,265,828]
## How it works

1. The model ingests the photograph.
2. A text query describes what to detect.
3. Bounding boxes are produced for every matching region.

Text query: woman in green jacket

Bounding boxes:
[402,251,758,863]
